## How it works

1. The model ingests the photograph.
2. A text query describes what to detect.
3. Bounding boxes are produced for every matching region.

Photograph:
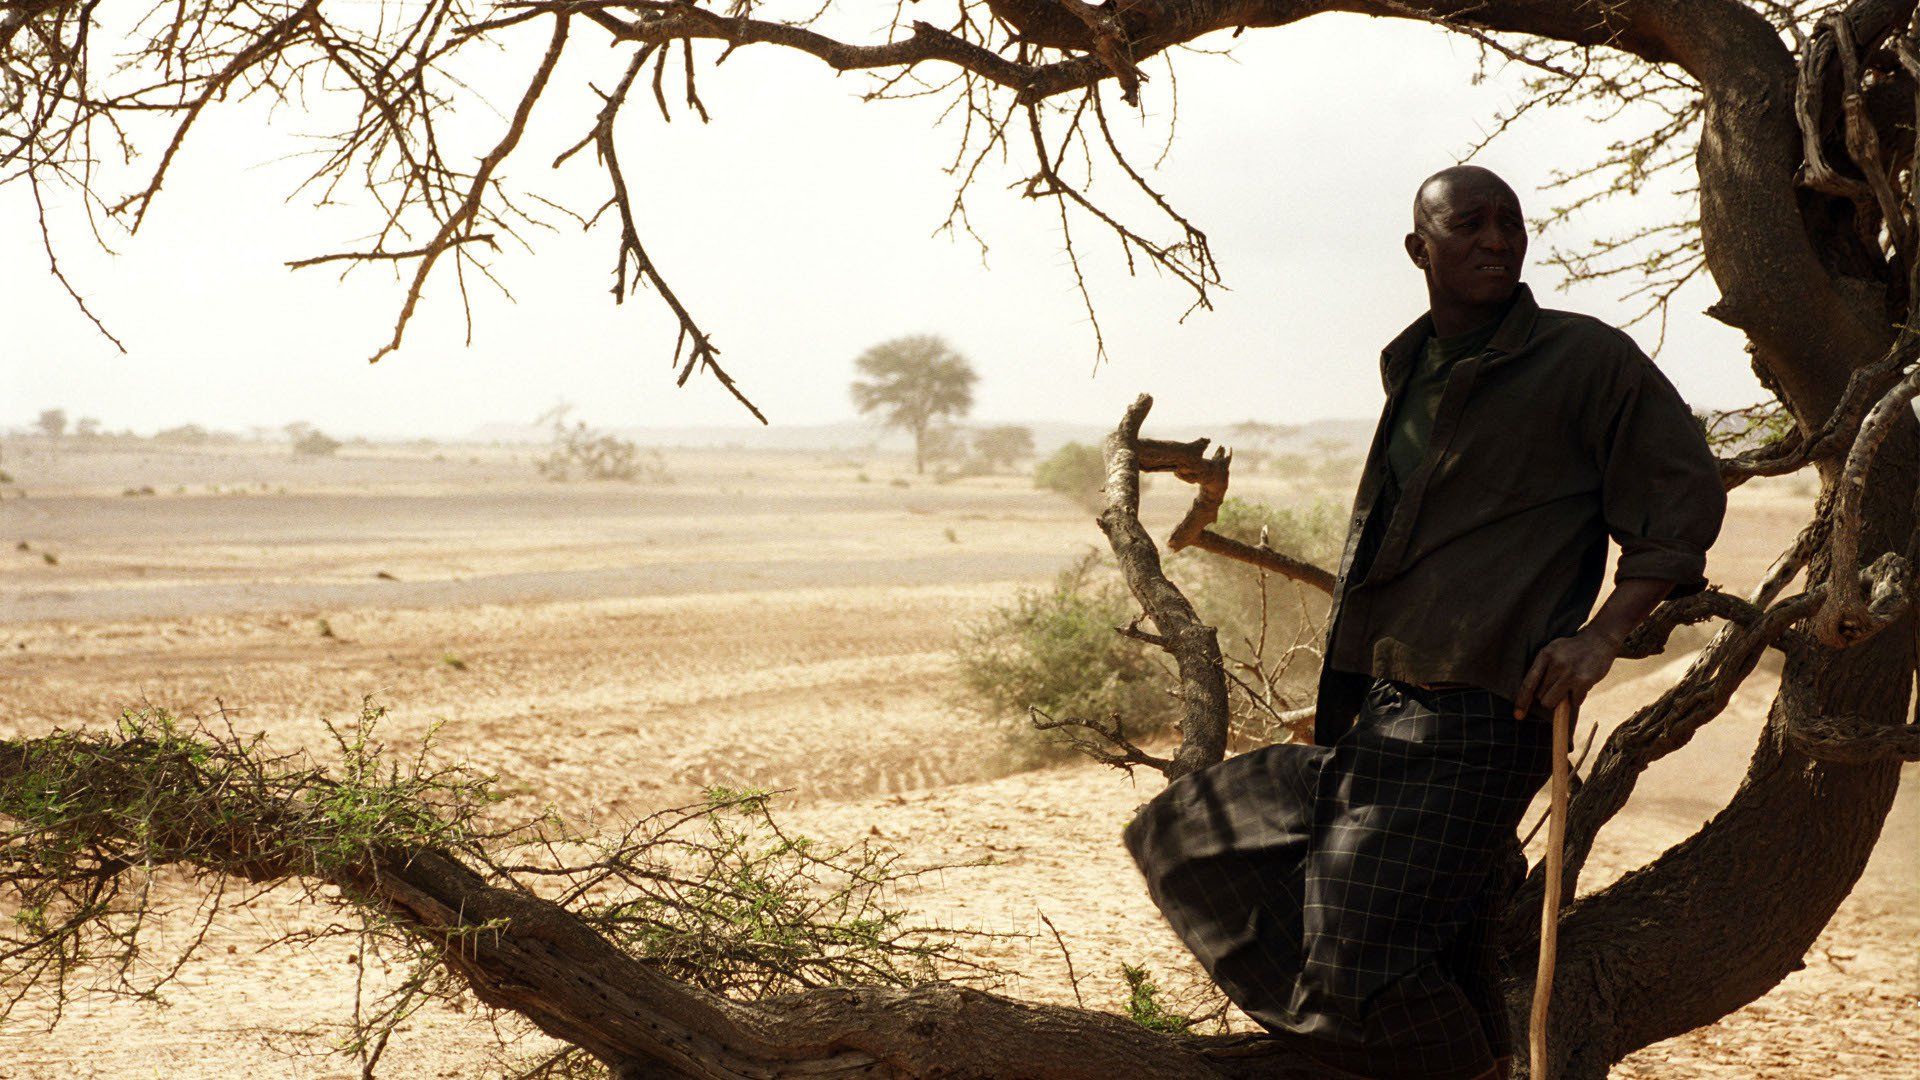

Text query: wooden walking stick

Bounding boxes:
[1529,700,1573,1079]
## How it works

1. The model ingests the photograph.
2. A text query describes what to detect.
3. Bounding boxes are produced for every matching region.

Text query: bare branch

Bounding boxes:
[1028,706,1176,775]
[369,14,571,364]
[1095,394,1231,781]
[1135,435,1337,594]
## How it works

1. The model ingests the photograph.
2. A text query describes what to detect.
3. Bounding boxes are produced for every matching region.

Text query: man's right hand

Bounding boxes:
[1512,627,1622,719]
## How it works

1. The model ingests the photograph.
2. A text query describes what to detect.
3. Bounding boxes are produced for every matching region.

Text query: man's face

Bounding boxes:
[1405,179,1527,310]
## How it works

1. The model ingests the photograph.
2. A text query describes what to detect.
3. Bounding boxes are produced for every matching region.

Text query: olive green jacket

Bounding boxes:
[1313,284,1726,745]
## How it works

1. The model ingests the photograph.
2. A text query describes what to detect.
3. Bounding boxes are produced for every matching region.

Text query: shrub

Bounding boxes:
[536,420,668,482]
[1176,496,1344,644]
[1033,442,1106,510]
[972,425,1036,472]
[956,498,1344,756]
[953,551,1170,762]
[292,430,343,457]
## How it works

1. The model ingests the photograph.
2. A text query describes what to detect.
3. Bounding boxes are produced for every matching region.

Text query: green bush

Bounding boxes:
[954,551,1170,761]
[955,498,1345,757]
[1032,442,1107,510]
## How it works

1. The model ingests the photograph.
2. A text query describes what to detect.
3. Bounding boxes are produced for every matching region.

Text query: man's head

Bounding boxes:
[1405,166,1527,319]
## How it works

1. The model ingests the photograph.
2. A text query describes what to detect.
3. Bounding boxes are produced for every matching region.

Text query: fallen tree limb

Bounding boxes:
[0,710,1360,1078]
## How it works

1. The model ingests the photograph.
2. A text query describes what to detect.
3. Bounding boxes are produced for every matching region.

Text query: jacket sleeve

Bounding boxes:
[1597,350,1727,599]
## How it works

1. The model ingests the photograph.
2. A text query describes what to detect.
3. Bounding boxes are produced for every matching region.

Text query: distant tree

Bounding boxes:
[292,429,343,457]
[35,409,66,440]
[850,336,977,474]
[1226,420,1298,446]
[283,422,316,444]
[74,418,100,438]
[154,424,212,445]
[972,425,1036,472]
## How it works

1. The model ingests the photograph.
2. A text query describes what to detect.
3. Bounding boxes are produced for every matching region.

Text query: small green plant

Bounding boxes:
[441,653,468,671]
[943,527,959,543]
[1120,963,1195,1033]
[41,551,57,566]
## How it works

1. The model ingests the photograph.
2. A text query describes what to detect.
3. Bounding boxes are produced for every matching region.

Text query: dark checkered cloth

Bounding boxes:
[1123,679,1551,1080]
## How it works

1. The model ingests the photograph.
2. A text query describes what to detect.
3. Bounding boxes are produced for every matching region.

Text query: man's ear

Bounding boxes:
[1404,232,1427,270]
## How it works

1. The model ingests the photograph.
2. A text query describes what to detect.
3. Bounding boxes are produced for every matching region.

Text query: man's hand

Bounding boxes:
[1512,627,1623,719]
[1512,577,1677,719]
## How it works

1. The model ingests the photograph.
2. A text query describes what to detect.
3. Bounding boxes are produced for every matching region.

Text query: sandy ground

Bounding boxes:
[0,439,1911,1077]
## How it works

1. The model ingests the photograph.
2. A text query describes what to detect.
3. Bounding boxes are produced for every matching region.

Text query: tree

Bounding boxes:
[73,417,99,438]
[7,3,1920,1078]
[34,409,66,440]
[973,424,1038,472]
[850,335,978,474]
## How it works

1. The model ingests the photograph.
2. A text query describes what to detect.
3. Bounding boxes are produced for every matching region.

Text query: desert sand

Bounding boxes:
[0,437,1912,1077]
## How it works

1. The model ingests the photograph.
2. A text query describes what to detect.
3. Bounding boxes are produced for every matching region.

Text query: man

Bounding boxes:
[1123,166,1725,1080]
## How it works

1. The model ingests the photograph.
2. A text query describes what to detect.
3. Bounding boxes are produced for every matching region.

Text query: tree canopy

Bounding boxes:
[850,334,978,473]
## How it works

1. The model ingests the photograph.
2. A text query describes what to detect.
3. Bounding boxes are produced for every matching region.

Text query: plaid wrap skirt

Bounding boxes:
[1122,678,1551,1080]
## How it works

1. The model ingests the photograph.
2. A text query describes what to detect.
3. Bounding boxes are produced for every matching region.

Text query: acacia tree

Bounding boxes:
[851,335,979,474]
[6,2,1920,1078]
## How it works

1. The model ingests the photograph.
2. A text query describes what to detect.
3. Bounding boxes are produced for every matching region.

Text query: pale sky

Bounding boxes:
[1,14,1754,439]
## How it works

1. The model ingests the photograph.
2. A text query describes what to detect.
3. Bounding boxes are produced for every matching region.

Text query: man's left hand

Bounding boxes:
[1512,627,1624,719]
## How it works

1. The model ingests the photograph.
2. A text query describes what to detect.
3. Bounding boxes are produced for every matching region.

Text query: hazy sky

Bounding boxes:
[1,14,1753,438]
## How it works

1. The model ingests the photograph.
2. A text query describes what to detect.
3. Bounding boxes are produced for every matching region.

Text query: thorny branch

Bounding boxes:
[4,0,1237,406]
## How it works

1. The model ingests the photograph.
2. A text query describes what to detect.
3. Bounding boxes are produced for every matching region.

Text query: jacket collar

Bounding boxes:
[1378,282,1540,392]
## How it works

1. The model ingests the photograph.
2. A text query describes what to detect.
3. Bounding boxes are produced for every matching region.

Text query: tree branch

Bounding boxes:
[1510,586,1827,940]
[0,725,1339,1079]
[1094,394,1231,781]
[1135,434,1336,594]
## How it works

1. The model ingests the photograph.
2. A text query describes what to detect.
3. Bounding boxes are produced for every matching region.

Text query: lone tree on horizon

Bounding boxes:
[6,3,1920,1078]
[850,335,978,474]
[34,409,67,441]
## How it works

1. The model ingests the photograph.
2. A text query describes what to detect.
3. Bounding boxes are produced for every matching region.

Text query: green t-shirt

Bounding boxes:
[1385,318,1502,487]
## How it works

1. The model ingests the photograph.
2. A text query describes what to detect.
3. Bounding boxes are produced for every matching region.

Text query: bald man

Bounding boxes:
[1125,167,1725,1079]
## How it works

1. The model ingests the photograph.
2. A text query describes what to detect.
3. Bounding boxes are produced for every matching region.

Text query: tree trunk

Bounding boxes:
[1518,421,1915,1077]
